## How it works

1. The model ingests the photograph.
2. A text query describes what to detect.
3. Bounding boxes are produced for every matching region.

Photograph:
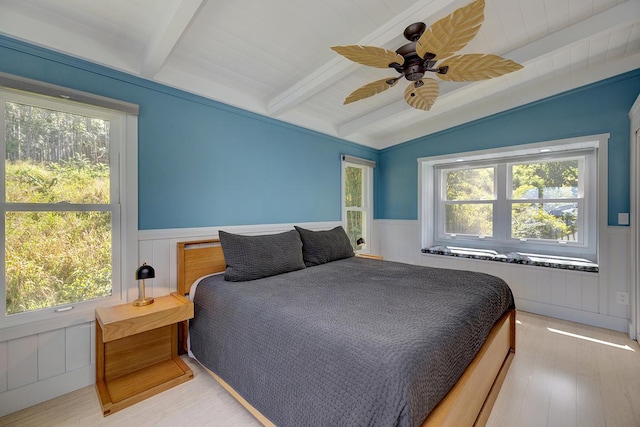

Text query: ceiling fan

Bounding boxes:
[331,0,522,111]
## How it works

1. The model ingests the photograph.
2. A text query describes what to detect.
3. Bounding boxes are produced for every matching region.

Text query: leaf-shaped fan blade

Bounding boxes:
[345,77,400,104]
[331,45,404,69]
[404,79,439,111]
[416,0,485,60]
[437,54,523,82]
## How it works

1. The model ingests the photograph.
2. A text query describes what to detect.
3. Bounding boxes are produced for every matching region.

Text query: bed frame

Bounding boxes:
[177,239,516,427]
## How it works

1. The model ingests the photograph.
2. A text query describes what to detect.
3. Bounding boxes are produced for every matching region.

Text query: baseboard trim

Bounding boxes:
[516,298,628,332]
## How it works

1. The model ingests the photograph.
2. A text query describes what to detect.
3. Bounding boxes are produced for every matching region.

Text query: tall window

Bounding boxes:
[421,136,605,261]
[342,155,374,253]
[1,89,127,324]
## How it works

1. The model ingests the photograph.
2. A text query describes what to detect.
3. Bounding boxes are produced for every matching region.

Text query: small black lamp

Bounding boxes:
[133,263,155,306]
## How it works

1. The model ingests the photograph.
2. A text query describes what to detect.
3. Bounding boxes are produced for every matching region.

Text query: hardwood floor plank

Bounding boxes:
[546,328,577,427]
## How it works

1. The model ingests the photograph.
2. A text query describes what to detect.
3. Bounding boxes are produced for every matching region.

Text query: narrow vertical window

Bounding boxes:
[342,156,374,253]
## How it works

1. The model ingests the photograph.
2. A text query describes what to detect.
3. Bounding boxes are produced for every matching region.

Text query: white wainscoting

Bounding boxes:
[0,322,94,417]
[375,220,631,334]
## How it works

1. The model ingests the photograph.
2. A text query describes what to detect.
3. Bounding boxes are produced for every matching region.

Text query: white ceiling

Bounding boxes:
[1,0,639,150]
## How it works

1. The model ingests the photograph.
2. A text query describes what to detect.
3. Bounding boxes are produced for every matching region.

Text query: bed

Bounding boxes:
[177,227,515,427]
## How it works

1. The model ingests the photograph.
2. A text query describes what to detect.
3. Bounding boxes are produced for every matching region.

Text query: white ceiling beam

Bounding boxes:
[140,0,205,78]
[337,0,640,137]
[266,0,468,116]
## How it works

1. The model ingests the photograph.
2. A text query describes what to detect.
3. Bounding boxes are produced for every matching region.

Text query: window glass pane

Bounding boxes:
[345,210,363,250]
[445,203,493,236]
[5,211,112,315]
[5,101,110,204]
[511,160,578,200]
[445,167,494,201]
[345,166,363,208]
[511,202,578,241]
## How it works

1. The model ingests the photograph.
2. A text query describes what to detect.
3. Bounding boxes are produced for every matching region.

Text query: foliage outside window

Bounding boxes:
[343,159,373,252]
[444,167,495,236]
[426,139,600,261]
[2,94,120,317]
[510,159,581,241]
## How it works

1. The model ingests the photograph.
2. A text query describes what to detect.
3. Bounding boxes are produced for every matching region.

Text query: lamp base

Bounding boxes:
[133,297,155,307]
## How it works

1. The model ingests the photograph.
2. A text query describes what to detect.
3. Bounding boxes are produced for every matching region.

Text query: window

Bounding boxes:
[342,155,374,253]
[509,158,582,242]
[421,135,606,261]
[1,87,136,327]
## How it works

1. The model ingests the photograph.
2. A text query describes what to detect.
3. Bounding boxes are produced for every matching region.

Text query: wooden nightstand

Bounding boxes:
[95,293,194,416]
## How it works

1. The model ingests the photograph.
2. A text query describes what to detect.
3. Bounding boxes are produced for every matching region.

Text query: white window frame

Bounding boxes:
[342,155,374,254]
[0,88,138,331]
[419,134,608,262]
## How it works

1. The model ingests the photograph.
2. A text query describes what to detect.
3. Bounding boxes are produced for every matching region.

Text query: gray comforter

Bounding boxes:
[189,257,514,427]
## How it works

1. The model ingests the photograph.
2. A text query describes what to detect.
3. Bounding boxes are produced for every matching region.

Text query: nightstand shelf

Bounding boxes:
[95,293,194,416]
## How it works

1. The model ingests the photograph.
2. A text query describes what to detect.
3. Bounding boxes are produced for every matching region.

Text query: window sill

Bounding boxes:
[421,246,598,273]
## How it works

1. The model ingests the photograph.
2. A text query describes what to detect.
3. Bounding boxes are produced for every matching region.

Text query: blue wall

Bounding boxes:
[0,36,377,229]
[378,69,640,225]
[2,36,639,229]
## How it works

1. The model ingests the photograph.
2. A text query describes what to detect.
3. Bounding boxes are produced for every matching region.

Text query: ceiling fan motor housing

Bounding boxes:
[395,40,438,81]
[404,61,425,81]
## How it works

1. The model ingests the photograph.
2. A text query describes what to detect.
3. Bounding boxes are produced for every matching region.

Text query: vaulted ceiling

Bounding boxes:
[1,0,639,149]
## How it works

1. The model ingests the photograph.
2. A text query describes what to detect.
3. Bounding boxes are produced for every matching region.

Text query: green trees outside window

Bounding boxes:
[4,101,113,315]
[344,165,364,250]
[443,159,580,242]
[444,167,494,236]
[510,160,579,241]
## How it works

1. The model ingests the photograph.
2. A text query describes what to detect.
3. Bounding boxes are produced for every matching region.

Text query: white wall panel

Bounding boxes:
[502,267,522,300]
[0,321,94,417]
[565,274,583,310]
[37,329,65,380]
[65,323,91,372]
[0,341,7,393]
[605,228,630,318]
[151,238,172,298]
[536,269,553,304]
[582,274,600,313]
[7,335,38,389]
[376,220,421,264]
[550,269,567,307]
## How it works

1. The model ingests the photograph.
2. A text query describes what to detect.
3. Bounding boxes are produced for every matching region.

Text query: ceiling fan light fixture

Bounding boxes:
[331,0,522,111]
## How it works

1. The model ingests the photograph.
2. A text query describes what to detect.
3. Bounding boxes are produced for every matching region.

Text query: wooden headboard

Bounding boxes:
[177,239,226,296]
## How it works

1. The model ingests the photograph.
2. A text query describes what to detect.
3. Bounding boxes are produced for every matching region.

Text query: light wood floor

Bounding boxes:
[1,311,639,427]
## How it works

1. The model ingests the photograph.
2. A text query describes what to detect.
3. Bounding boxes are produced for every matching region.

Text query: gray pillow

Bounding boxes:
[294,226,354,267]
[219,230,306,281]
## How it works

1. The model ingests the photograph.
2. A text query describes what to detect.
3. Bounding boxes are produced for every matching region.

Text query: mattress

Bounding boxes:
[189,256,514,427]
